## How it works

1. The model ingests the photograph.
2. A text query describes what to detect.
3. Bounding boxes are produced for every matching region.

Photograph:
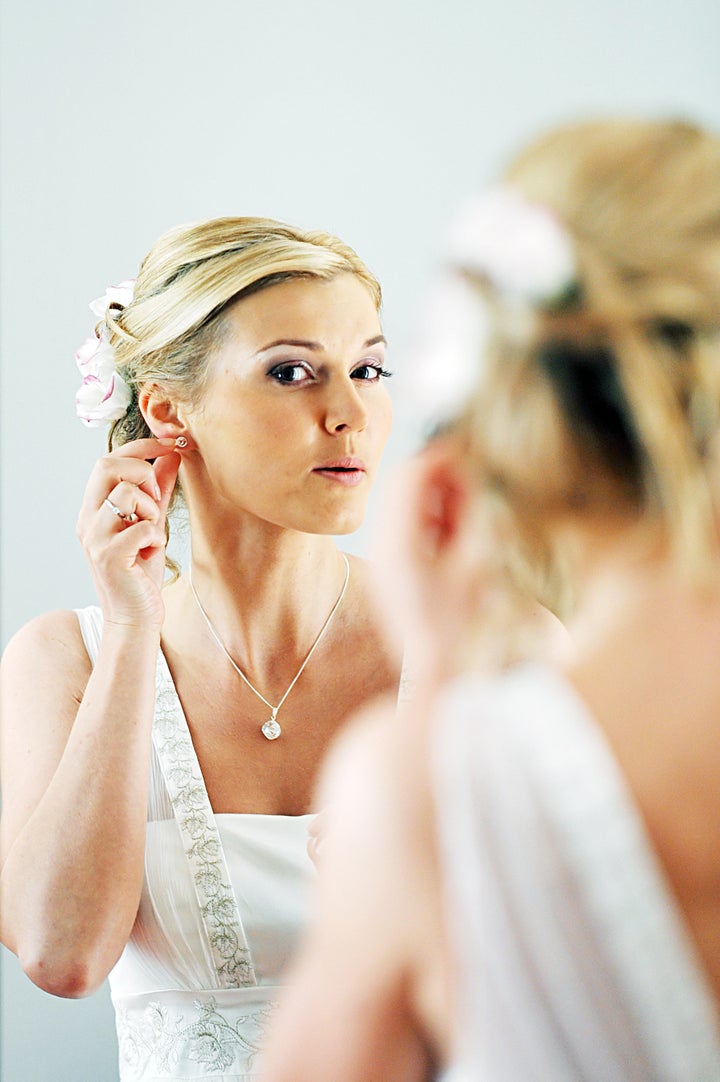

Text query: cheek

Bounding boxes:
[218,400,287,450]
[227,413,309,485]
[373,395,394,446]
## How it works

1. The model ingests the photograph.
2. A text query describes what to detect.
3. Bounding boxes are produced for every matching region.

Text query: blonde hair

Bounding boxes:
[97,216,381,573]
[457,119,720,587]
[103,216,381,447]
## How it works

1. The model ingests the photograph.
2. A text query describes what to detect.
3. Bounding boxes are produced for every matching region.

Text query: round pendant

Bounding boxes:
[261,718,282,741]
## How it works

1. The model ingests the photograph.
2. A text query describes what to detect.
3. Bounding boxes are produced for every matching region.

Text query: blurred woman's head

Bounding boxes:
[446,119,720,590]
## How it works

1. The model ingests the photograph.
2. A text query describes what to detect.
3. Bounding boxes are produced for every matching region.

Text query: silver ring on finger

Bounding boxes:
[103,497,138,524]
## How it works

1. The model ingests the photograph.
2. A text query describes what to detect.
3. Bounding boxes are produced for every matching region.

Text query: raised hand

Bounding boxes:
[76,438,181,630]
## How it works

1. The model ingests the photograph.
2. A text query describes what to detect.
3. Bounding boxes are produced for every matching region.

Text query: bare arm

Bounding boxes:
[262,700,448,1082]
[0,439,179,997]
[0,613,160,995]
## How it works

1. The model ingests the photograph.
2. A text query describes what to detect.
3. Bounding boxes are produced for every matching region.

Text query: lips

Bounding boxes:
[312,457,367,486]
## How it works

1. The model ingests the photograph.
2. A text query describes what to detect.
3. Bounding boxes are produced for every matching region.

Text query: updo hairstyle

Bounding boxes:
[457,119,720,584]
[102,216,381,449]
[94,217,380,575]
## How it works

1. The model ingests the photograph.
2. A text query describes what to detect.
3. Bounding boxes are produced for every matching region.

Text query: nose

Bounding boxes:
[322,376,368,435]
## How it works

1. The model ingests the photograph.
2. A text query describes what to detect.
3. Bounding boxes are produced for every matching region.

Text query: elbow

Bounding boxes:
[2,898,129,998]
[19,948,108,999]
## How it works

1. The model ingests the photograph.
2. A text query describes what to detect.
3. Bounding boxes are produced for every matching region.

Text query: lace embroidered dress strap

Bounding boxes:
[152,649,257,989]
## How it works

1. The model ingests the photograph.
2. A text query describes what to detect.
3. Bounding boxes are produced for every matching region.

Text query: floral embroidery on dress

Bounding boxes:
[117,996,276,1078]
[153,658,255,989]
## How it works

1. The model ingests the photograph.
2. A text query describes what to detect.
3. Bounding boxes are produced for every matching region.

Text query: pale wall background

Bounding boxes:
[2,1,719,1078]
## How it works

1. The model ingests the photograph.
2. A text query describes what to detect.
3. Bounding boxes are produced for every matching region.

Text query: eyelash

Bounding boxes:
[353,363,393,382]
[268,362,393,385]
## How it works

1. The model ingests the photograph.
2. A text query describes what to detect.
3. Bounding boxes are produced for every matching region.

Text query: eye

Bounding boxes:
[268,362,315,385]
[352,363,393,382]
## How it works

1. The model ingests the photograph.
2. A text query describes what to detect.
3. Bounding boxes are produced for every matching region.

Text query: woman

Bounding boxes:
[0,216,397,1079]
[262,120,720,1081]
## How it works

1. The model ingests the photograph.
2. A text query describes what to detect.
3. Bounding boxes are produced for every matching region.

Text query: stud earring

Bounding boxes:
[175,435,189,449]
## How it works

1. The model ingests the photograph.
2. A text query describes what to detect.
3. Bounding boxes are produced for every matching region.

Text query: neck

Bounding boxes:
[558,516,690,658]
[179,513,349,680]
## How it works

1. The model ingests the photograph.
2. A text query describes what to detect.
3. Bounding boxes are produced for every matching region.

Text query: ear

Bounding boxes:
[139,384,195,447]
[414,438,472,558]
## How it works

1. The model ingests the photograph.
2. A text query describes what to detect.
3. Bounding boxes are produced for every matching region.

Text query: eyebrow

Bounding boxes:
[259,334,387,352]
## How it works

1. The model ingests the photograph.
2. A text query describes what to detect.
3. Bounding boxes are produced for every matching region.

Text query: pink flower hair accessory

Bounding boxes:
[75,280,135,428]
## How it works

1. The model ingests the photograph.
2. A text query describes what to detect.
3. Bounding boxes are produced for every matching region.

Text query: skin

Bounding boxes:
[263,442,547,1082]
[180,274,391,538]
[261,695,448,1082]
[0,272,397,998]
[262,442,720,1080]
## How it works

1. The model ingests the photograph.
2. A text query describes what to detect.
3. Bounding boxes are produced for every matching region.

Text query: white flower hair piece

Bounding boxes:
[75,280,135,428]
[88,279,135,319]
[446,186,576,306]
[403,188,575,440]
[401,272,491,441]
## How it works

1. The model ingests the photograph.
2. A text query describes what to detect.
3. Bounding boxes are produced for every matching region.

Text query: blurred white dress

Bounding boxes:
[435,663,720,1081]
[76,607,314,1082]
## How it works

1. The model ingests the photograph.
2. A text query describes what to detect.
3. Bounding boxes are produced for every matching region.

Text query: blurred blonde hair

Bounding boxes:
[456,119,720,596]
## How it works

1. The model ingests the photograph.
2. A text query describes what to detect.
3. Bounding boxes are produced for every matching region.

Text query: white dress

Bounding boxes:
[76,607,314,1082]
[434,662,720,1082]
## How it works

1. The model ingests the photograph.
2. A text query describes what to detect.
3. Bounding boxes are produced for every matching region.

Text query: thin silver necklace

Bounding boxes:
[188,554,350,741]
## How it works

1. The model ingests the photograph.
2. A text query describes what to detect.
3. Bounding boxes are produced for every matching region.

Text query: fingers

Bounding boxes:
[77,438,181,548]
[82,440,177,512]
[73,438,181,628]
[92,517,168,570]
[104,482,163,527]
[153,452,182,517]
[82,490,164,559]
[84,457,158,510]
[104,439,181,502]
[111,437,179,460]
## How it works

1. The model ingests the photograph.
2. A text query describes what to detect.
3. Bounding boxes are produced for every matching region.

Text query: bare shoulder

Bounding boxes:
[316,690,438,927]
[1,609,91,700]
[1,610,92,855]
[320,688,434,796]
[2,608,89,659]
[318,692,427,815]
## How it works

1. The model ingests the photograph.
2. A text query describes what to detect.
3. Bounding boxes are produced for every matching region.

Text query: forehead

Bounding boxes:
[221,274,381,350]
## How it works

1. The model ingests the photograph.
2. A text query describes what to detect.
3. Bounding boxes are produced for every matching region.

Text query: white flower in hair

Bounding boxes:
[75,278,135,427]
[400,272,490,441]
[446,186,575,305]
[89,279,136,319]
[75,333,132,427]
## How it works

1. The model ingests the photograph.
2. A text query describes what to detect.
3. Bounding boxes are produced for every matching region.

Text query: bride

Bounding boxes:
[0,216,398,1079]
[262,119,720,1081]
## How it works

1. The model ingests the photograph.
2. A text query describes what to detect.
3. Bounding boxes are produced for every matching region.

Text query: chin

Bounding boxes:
[307,507,367,536]
[331,520,364,536]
